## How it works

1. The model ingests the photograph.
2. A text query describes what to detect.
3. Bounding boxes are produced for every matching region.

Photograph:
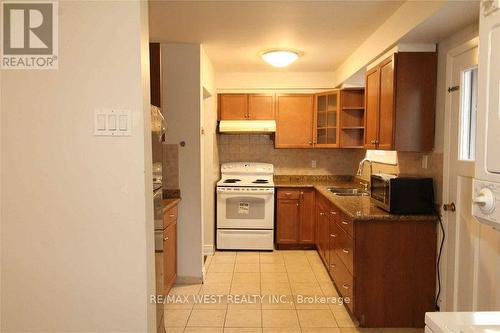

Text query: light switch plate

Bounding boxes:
[94,109,131,136]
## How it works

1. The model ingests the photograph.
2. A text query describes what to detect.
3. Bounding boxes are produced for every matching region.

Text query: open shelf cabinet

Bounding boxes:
[340,88,365,148]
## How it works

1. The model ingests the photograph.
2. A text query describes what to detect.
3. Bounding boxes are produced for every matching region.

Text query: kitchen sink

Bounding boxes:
[327,187,369,196]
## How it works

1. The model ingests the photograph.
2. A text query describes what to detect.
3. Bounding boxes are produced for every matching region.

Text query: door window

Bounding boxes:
[459,67,478,161]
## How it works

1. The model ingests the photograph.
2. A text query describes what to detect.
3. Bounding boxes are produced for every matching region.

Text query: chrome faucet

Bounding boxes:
[356,158,373,177]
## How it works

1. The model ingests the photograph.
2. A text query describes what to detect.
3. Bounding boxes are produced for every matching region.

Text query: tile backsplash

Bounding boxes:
[359,151,444,204]
[217,134,443,203]
[163,143,179,190]
[217,134,365,175]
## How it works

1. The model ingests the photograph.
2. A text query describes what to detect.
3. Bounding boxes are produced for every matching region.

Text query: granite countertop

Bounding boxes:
[162,198,181,213]
[274,175,437,222]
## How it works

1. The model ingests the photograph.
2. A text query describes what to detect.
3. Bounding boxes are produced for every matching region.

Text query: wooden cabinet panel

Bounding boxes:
[354,220,437,327]
[276,94,314,148]
[164,221,177,293]
[364,67,379,149]
[378,56,395,150]
[163,205,178,229]
[248,94,274,120]
[364,52,436,151]
[276,199,300,244]
[277,189,300,200]
[394,52,437,151]
[299,189,315,244]
[149,43,162,107]
[219,94,248,120]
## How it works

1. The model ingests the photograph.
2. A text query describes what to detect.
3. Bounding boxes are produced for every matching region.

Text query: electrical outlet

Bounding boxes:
[311,160,317,168]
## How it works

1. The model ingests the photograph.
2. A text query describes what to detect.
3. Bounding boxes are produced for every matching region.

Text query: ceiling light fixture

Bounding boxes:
[260,50,300,68]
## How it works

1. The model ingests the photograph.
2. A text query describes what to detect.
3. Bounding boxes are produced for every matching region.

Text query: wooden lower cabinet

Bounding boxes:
[163,205,178,294]
[276,188,316,246]
[315,194,330,264]
[315,192,437,328]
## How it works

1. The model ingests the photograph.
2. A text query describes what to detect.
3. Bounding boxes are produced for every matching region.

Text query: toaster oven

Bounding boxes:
[371,174,435,214]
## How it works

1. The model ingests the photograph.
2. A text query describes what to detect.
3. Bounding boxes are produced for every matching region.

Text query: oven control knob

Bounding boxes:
[474,187,495,214]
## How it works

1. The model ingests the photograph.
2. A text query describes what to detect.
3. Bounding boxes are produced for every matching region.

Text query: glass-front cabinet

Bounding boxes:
[314,90,340,147]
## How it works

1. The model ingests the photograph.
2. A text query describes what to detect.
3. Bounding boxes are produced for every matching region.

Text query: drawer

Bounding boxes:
[331,222,353,274]
[335,259,354,313]
[328,249,342,278]
[336,225,354,274]
[338,212,354,237]
[328,204,339,222]
[277,189,300,200]
[163,205,178,228]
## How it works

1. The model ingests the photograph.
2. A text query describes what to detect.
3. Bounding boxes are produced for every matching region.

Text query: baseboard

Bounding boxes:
[175,275,203,284]
[203,244,215,256]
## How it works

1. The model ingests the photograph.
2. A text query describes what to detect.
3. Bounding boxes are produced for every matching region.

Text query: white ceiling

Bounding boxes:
[149,1,405,72]
[401,0,479,44]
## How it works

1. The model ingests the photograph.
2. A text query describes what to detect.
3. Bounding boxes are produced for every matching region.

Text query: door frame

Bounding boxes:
[441,37,479,311]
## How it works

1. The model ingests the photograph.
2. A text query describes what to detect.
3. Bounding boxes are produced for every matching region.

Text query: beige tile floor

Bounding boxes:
[157,250,424,333]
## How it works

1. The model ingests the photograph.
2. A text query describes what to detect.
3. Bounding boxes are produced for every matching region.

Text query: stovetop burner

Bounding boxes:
[223,178,241,184]
[252,179,269,184]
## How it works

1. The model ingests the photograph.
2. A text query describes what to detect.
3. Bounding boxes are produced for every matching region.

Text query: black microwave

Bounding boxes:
[370,174,435,214]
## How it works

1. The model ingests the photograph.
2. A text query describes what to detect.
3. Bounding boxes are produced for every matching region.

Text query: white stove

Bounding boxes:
[216,162,274,250]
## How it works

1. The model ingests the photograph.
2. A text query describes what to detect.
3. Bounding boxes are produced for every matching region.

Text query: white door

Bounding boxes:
[442,39,479,311]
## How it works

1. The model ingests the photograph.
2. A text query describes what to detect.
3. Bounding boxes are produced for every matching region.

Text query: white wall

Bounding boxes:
[200,46,217,256]
[332,1,445,86]
[0,1,154,331]
[162,43,204,280]
[216,71,335,92]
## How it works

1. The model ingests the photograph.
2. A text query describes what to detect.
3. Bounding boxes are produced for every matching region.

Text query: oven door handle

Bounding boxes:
[217,190,274,196]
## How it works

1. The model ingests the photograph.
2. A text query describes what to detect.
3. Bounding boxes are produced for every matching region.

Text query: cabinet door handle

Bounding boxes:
[296,203,299,207]
[342,284,349,290]
[286,192,292,196]
[320,212,325,216]
[308,141,313,145]
[169,214,175,217]
[163,236,169,241]
[341,220,349,225]
[330,233,337,238]
[330,263,336,268]
[342,248,349,254]
[370,139,376,144]
[330,211,337,215]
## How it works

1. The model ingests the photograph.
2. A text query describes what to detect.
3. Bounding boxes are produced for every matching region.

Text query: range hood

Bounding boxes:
[219,120,276,133]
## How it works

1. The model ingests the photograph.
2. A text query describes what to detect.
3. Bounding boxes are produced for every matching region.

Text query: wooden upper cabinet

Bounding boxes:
[275,94,314,148]
[365,67,380,149]
[248,94,275,120]
[314,91,340,147]
[339,88,365,148]
[149,43,162,107]
[218,93,275,120]
[378,56,396,150]
[219,94,248,120]
[364,52,437,152]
